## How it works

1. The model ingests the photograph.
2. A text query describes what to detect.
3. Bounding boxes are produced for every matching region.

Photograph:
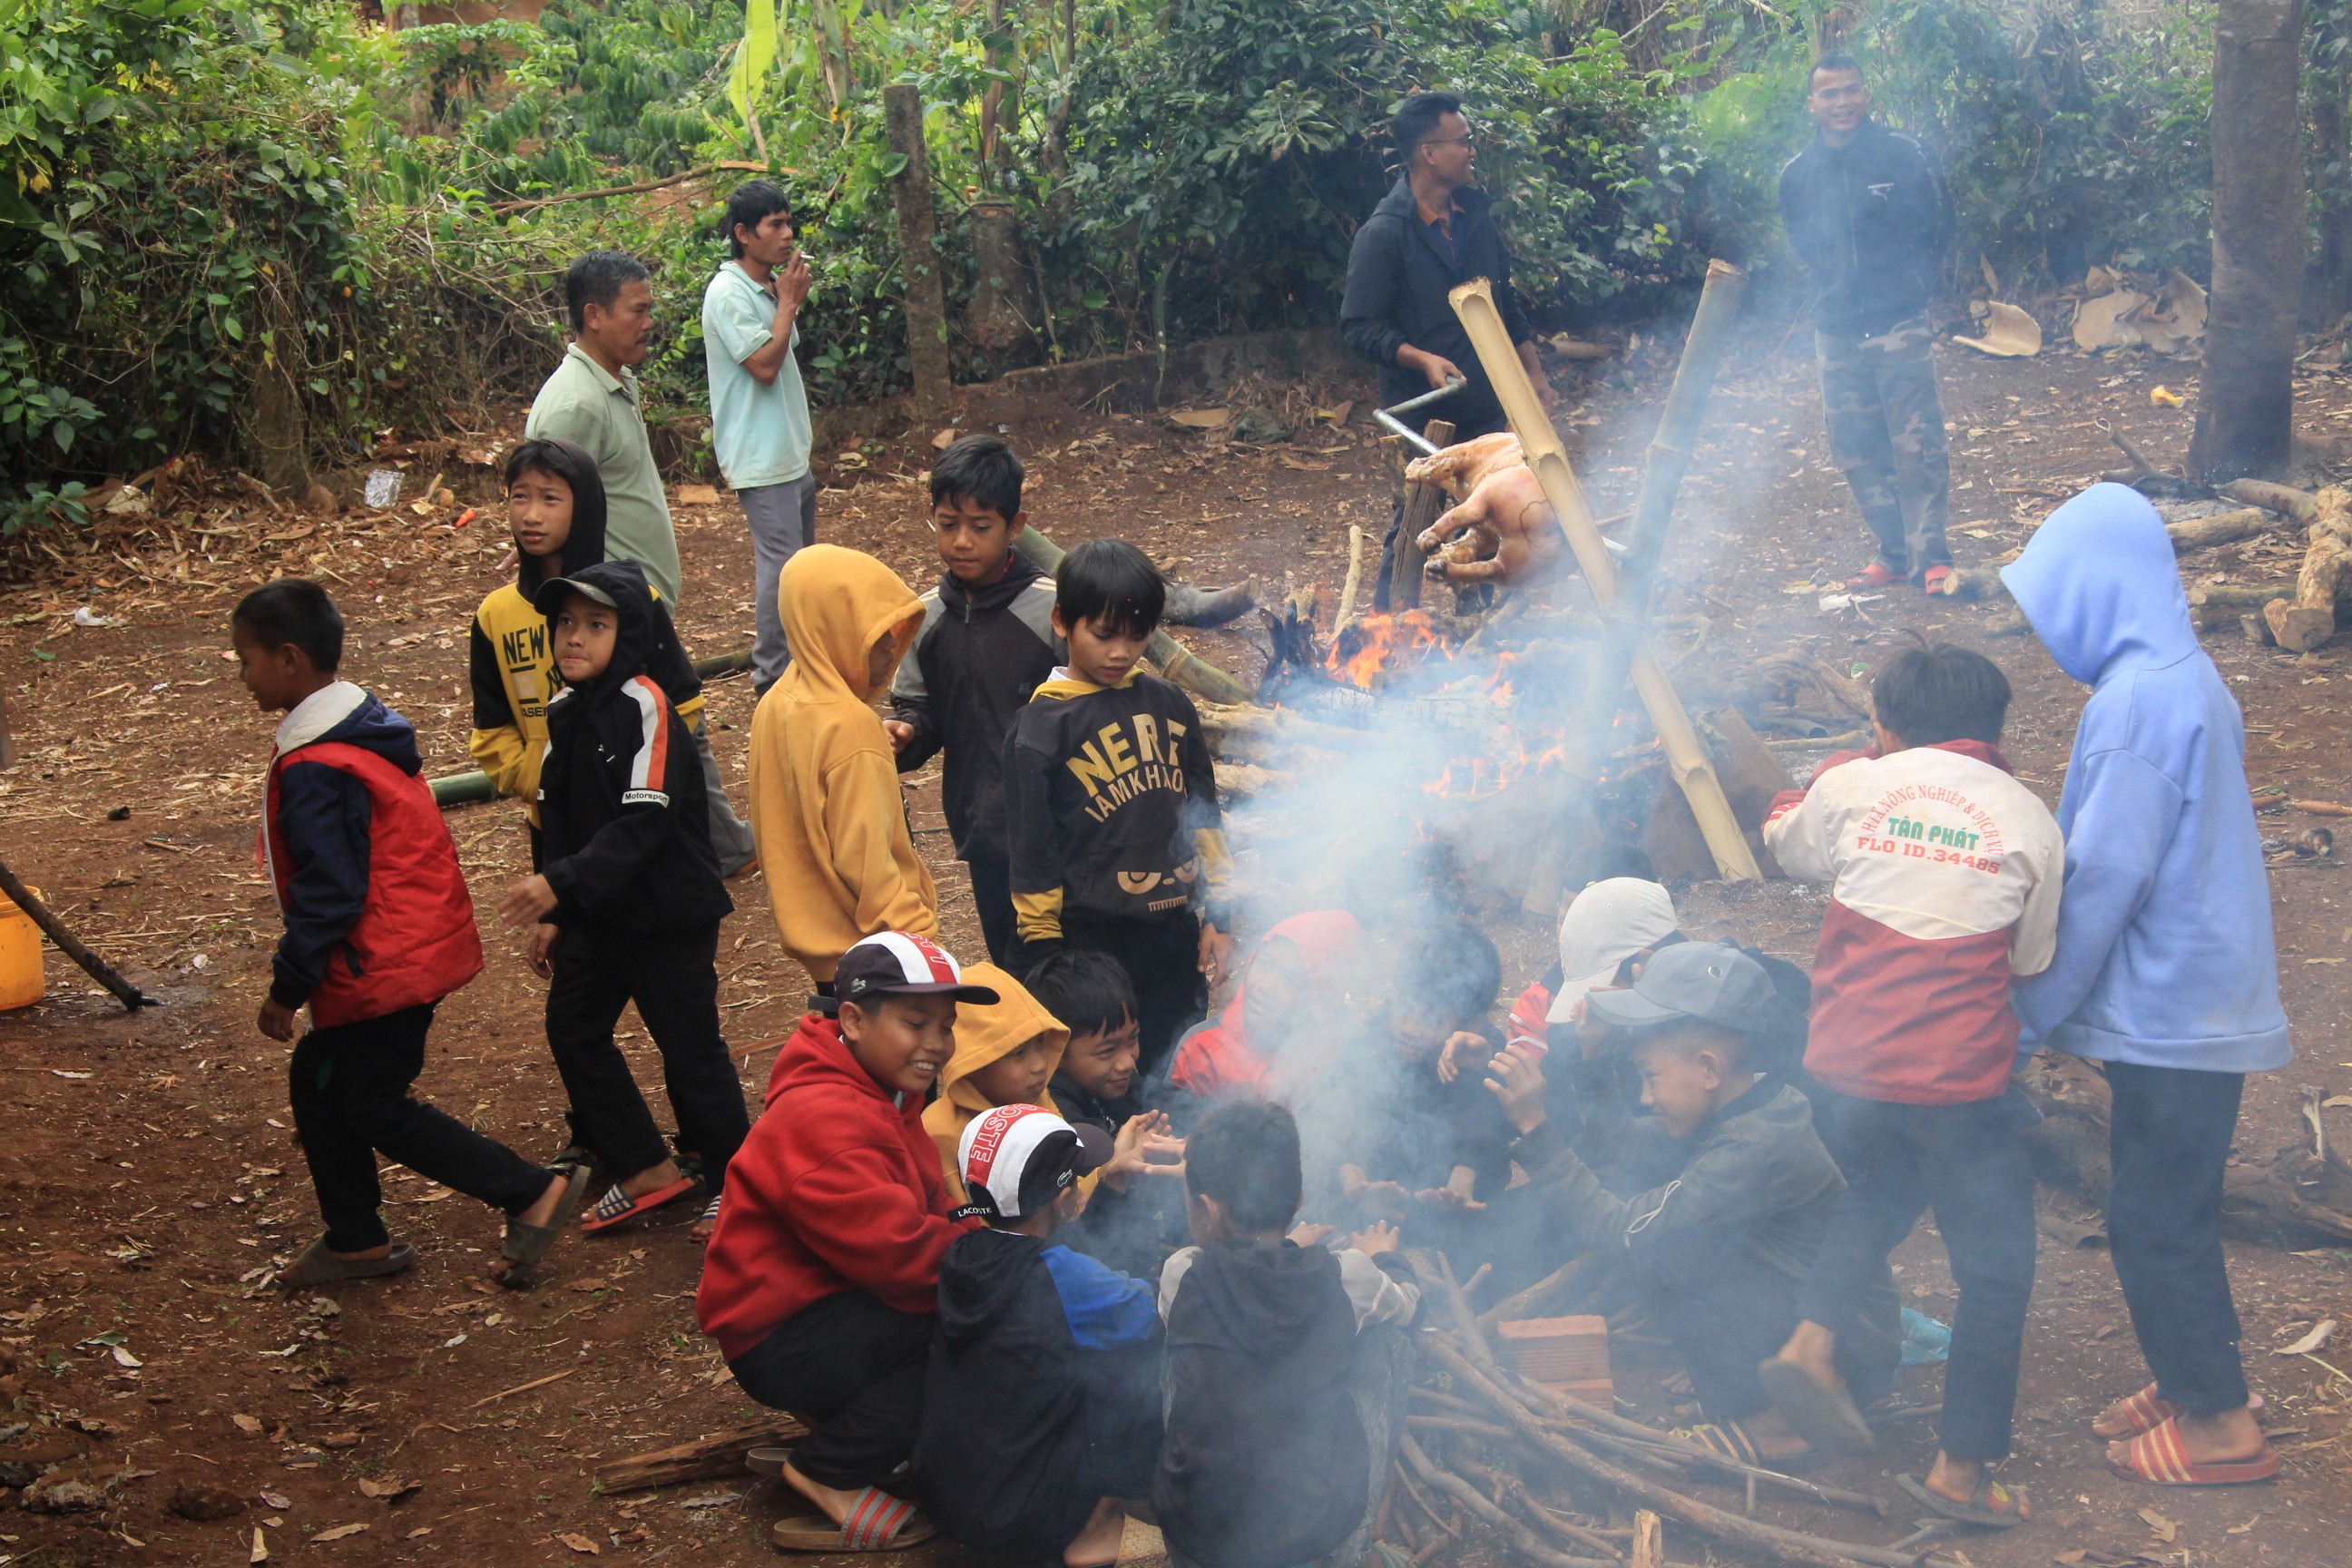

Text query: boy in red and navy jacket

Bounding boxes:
[1755,641,2062,1528]
[237,580,578,1294]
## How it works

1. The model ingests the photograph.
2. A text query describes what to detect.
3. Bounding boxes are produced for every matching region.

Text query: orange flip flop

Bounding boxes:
[2108,1416,2280,1486]
[580,1176,697,1235]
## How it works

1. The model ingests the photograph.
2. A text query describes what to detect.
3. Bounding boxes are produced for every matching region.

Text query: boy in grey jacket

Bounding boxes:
[1485,943,1898,1468]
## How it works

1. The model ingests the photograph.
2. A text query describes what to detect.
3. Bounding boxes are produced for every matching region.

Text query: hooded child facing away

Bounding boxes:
[750,544,938,985]
[914,1106,1163,1566]
[495,561,748,1242]
[2002,483,2288,1487]
[700,934,999,1553]
[1155,1102,1420,1568]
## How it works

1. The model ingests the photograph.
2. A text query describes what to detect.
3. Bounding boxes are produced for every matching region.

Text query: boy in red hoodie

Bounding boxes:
[698,932,998,1553]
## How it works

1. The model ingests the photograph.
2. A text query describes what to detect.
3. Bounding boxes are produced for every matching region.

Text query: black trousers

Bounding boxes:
[1636,1226,1897,1425]
[962,849,1017,967]
[1800,1088,2040,1461]
[730,1289,935,1490]
[288,1003,552,1253]
[544,921,750,1189]
[2106,1062,2251,1413]
[1062,914,1207,1083]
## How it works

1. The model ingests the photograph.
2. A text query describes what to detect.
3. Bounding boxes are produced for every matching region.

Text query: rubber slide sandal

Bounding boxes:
[2096,1383,2266,1438]
[769,1489,934,1553]
[581,1176,697,1235]
[1896,1471,2029,1528]
[2108,1416,2281,1487]
[497,1165,593,1290]
[280,1237,416,1290]
[743,1445,793,1476]
[1755,1357,1876,1455]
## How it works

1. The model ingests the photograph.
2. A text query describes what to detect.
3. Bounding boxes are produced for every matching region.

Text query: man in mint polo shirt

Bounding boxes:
[701,181,818,697]
[526,250,755,872]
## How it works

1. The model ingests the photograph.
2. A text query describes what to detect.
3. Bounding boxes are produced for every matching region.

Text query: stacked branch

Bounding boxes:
[1383,1259,1970,1568]
[2261,485,2352,652]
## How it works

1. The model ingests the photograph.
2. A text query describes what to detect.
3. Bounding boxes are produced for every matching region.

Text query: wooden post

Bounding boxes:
[1447,277,1759,883]
[1527,260,1750,913]
[1630,1511,1663,1568]
[1387,418,1455,610]
[883,83,953,414]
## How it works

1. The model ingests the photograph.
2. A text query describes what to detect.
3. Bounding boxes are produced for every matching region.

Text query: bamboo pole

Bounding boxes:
[1447,277,1759,881]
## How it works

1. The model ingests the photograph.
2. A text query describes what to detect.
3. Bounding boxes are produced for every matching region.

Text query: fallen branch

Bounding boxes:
[467,1368,574,1409]
[2102,420,2165,477]
[2164,506,2277,552]
[1477,1255,1599,1330]
[1401,1435,1620,1568]
[2263,485,2352,652]
[1452,1451,1628,1559]
[0,858,151,1011]
[2219,478,2320,524]
[1426,1339,1936,1568]
[2289,799,2352,817]
[593,1420,806,1494]
[1335,524,1368,637]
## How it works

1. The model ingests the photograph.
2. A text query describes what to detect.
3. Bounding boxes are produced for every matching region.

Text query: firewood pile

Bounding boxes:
[1391,1256,1973,1568]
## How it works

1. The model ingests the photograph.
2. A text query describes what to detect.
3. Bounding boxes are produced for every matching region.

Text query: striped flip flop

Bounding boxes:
[769,1488,935,1553]
[2093,1382,2267,1438]
[2107,1416,2280,1487]
[580,1176,697,1236]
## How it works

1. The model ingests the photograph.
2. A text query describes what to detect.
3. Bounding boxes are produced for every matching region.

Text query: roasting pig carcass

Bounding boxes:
[1402,433,1574,587]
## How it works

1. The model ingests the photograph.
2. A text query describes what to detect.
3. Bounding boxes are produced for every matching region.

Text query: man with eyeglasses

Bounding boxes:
[1342,91,1551,610]
[1779,52,1956,596]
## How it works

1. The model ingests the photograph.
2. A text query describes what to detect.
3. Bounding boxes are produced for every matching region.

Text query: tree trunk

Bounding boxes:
[965,202,1033,352]
[2189,0,2308,481]
[883,83,954,413]
[2314,0,2352,326]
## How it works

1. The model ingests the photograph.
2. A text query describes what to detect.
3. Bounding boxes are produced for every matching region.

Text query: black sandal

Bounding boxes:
[497,1166,593,1290]
[280,1237,416,1290]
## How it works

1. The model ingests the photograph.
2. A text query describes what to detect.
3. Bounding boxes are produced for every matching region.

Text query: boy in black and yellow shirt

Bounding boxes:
[469,438,740,867]
[1006,540,1231,1079]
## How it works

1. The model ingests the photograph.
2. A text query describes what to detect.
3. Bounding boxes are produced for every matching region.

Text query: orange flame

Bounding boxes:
[1327,611,1444,690]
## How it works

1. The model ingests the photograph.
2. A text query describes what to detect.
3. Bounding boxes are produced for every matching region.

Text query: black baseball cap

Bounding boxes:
[1583,941,1775,1034]
[832,931,1001,1007]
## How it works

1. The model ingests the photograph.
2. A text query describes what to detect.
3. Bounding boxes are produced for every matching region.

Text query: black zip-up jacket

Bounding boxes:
[1340,177,1534,436]
[1778,121,1954,338]
[536,561,733,935]
[887,554,1063,862]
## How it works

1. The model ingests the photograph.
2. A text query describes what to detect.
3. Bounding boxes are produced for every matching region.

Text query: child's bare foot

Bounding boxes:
[1063,1497,1127,1567]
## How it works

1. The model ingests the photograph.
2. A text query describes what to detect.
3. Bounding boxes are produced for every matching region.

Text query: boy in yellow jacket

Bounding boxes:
[748,545,938,989]
[922,962,1071,1203]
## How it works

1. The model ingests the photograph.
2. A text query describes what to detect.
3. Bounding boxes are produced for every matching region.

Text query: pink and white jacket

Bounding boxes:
[1763,740,2063,1105]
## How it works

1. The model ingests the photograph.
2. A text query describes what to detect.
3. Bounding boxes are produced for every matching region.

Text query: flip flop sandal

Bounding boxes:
[1669,1419,1829,1475]
[1922,565,1954,594]
[2107,1416,2281,1486]
[496,1165,593,1290]
[2095,1383,2267,1438]
[1755,1357,1877,1456]
[690,1192,723,1244]
[1847,562,1904,590]
[768,1489,935,1553]
[280,1237,416,1290]
[743,1445,794,1477]
[1896,1472,2030,1529]
[580,1176,698,1236]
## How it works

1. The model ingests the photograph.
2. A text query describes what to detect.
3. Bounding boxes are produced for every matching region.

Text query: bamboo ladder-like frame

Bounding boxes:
[1446,277,1760,882]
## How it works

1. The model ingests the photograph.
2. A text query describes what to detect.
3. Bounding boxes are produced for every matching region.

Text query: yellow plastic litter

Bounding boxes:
[0,885,44,1009]
[2151,386,2184,407]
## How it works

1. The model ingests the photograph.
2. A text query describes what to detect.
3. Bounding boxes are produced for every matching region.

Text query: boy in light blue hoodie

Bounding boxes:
[2002,482,2289,1489]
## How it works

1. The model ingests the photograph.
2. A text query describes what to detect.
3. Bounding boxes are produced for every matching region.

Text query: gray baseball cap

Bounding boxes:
[1582,941,1775,1034]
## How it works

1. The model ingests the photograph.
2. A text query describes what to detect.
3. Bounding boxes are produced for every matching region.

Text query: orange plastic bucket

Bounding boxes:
[0,886,44,1009]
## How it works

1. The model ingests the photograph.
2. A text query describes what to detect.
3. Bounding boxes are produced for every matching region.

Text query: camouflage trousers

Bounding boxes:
[1816,316,1952,577]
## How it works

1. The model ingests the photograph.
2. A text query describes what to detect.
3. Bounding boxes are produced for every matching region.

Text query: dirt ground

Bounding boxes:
[2,307,2350,1568]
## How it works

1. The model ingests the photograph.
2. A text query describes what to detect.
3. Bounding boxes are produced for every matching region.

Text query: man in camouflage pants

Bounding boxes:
[1779,53,1956,593]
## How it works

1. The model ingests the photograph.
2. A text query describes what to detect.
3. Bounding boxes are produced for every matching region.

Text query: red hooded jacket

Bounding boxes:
[697,1012,977,1359]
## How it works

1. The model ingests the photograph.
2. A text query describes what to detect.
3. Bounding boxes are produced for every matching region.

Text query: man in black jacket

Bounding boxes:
[1779,53,1956,593]
[1341,91,1551,609]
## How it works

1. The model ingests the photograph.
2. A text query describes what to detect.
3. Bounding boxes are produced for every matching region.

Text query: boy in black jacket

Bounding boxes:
[886,436,1064,964]
[1156,1103,1420,1568]
[496,562,750,1240]
[914,1105,1162,1565]
[1006,540,1231,1077]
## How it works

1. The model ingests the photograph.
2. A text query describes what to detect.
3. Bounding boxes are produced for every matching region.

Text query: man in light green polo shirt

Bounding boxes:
[524,250,754,871]
[701,181,817,696]
[525,251,685,607]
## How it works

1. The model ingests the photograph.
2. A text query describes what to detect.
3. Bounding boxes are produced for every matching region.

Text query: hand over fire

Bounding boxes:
[1102,1111,1185,1190]
[1485,1042,1551,1136]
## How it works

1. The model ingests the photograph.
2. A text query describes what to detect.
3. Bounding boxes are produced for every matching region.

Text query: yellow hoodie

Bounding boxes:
[922,963,1071,1203]
[748,544,938,981]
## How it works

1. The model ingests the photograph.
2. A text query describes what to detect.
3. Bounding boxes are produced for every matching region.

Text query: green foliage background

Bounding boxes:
[0,0,2313,525]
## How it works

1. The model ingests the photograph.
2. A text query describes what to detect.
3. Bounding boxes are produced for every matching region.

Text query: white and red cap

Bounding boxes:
[956,1104,1114,1220]
[834,931,1001,1007]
